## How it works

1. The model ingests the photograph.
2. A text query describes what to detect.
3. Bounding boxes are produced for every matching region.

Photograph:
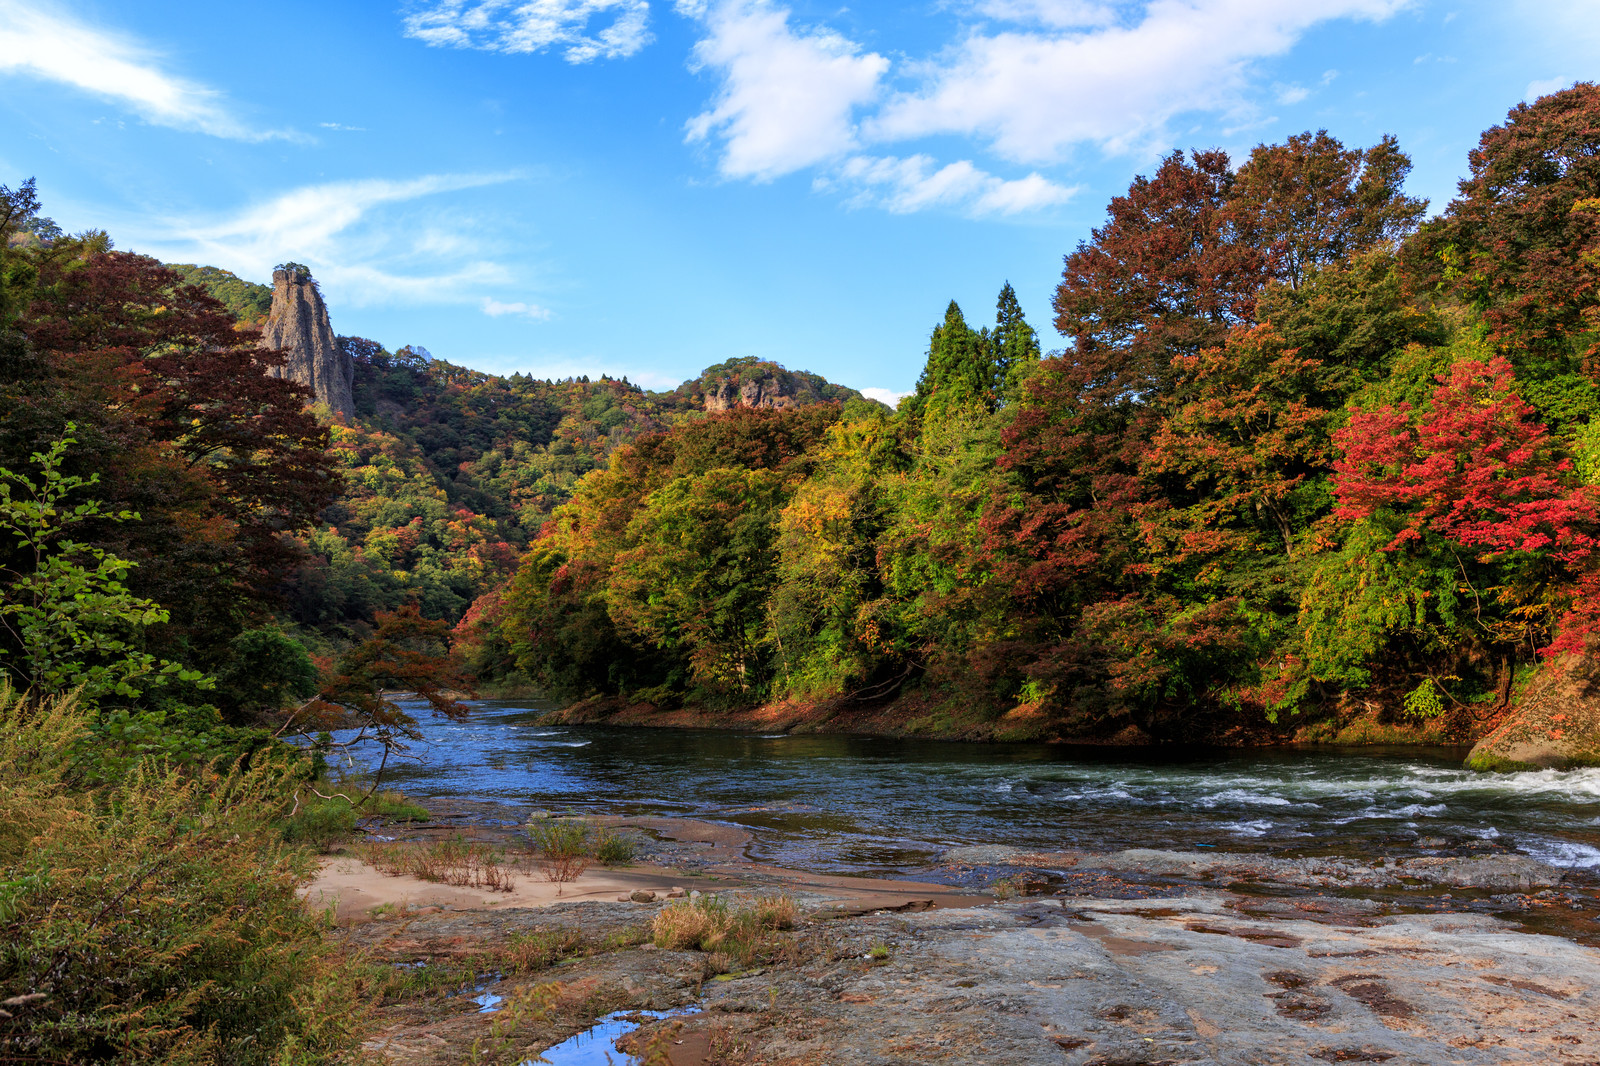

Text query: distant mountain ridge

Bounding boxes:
[167,261,871,418]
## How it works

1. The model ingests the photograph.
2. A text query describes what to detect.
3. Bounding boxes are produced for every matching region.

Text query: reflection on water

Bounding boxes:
[351,699,1600,874]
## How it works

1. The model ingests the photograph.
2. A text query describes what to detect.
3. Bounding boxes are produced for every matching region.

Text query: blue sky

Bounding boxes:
[1,0,1595,402]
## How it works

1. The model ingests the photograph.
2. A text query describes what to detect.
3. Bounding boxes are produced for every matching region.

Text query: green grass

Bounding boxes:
[281,786,429,849]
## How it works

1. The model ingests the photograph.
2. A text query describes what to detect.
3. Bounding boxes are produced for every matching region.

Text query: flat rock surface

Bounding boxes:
[345,887,1600,1065]
[686,894,1600,1065]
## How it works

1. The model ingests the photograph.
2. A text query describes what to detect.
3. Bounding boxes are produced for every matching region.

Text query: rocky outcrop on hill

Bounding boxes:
[260,266,353,419]
[704,374,800,411]
[691,356,867,413]
[1468,657,1600,770]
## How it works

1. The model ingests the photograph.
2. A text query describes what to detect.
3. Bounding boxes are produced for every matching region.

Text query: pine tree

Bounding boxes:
[905,300,997,419]
[992,282,1041,404]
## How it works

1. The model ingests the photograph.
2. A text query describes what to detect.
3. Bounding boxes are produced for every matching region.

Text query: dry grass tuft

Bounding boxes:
[355,837,518,891]
[651,893,798,966]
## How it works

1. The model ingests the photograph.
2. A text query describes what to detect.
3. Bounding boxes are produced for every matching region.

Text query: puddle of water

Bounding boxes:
[474,992,503,1013]
[526,1007,700,1066]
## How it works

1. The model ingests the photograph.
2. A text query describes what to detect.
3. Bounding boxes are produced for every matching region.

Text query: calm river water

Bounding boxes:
[352,699,1600,875]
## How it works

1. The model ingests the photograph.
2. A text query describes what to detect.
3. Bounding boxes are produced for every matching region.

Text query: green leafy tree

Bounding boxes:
[0,431,205,703]
[609,467,789,695]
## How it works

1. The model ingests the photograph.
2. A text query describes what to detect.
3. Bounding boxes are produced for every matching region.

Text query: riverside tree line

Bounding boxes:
[472,85,1600,742]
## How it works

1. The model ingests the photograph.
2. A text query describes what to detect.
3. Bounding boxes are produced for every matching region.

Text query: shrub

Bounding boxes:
[593,827,637,866]
[0,686,367,1064]
[282,787,430,850]
[525,819,592,890]
[354,837,516,892]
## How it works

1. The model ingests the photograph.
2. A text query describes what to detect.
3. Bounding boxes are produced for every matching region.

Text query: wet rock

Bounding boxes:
[1050,848,1564,892]
[1393,854,1562,890]
[942,845,1027,864]
[693,895,1600,1066]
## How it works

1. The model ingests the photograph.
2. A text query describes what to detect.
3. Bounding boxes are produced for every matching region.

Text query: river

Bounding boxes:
[351,698,1600,876]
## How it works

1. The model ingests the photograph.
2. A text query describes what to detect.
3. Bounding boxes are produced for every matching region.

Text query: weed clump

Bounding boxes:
[355,836,518,891]
[526,819,593,890]
[593,826,638,866]
[651,894,797,968]
[283,787,430,849]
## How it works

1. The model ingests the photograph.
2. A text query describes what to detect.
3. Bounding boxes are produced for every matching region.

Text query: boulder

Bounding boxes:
[1468,657,1600,771]
[941,845,1025,865]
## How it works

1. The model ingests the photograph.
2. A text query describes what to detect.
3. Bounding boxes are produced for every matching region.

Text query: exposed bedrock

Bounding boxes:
[259,266,354,419]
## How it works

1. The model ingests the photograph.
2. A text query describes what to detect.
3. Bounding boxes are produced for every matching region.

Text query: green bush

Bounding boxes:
[525,818,590,859]
[593,828,637,866]
[0,686,368,1063]
[282,787,430,849]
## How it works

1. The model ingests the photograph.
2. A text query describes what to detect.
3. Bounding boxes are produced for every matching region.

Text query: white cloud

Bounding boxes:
[868,0,1410,164]
[819,154,1075,216]
[404,0,652,63]
[0,0,286,140]
[860,386,912,407]
[971,0,1118,28]
[682,0,888,180]
[1525,76,1574,101]
[1275,83,1310,104]
[320,122,367,131]
[482,297,552,318]
[122,173,520,307]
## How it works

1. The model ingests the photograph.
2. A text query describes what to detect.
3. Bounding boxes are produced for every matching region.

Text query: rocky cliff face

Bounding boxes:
[694,357,866,413]
[703,375,800,412]
[260,267,353,419]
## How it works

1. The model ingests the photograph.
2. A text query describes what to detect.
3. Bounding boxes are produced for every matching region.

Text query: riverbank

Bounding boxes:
[544,691,1477,749]
[312,807,1600,1065]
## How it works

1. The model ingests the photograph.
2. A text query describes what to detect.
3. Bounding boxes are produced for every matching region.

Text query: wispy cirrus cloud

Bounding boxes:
[123,174,525,307]
[0,0,291,140]
[404,0,652,63]
[482,297,551,319]
[818,154,1075,217]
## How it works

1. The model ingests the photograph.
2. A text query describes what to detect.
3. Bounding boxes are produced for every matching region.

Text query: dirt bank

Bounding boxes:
[544,692,1480,751]
[1469,657,1600,771]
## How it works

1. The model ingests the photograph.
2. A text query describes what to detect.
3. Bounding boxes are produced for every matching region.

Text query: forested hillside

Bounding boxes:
[3,84,1598,749]
[486,87,1600,744]
[83,262,876,647]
